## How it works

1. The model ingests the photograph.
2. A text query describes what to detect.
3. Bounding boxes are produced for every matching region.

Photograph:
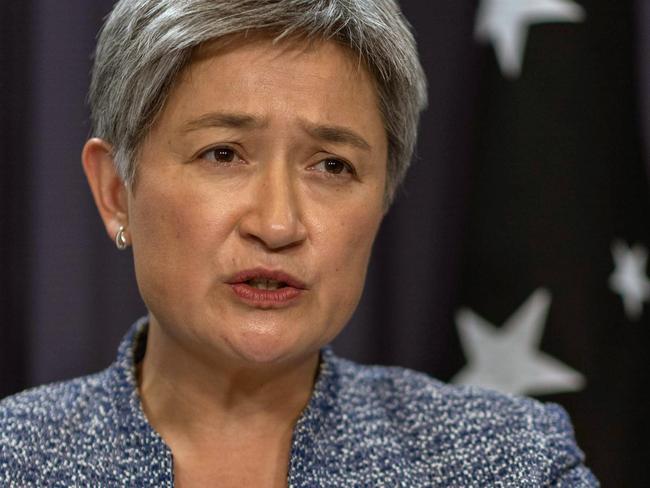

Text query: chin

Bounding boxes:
[224,325,312,365]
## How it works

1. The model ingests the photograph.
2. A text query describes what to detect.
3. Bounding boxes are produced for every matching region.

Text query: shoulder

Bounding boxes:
[325,354,598,486]
[332,352,544,424]
[0,371,114,483]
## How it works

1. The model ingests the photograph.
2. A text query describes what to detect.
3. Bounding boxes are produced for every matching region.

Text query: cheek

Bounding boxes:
[314,209,382,342]
[322,207,382,290]
[132,187,191,256]
[129,181,225,298]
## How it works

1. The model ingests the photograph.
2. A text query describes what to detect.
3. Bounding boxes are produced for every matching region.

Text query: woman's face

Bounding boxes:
[127,36,387,366]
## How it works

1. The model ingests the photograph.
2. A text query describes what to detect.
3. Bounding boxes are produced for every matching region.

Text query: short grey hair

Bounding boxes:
[90,0,428,205]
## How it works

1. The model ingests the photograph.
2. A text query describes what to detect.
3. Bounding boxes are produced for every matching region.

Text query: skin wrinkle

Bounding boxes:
[180,111,372,154]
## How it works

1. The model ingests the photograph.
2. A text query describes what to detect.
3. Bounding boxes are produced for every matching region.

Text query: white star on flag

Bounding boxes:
[452,288,586,396]
[475,0,586,78]
[609,240,650,321]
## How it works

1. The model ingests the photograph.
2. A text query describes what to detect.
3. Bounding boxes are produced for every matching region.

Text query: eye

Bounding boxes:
[312,158,355,176]
[198,146,243,165]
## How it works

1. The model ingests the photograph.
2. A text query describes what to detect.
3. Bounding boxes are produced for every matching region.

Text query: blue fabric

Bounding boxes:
[0,318,598,486]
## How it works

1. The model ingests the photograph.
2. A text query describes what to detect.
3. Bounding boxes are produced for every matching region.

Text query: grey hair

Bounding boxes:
[89,0,428,205]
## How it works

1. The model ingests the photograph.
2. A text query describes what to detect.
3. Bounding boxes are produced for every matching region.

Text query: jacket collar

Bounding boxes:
[106,317,174,484]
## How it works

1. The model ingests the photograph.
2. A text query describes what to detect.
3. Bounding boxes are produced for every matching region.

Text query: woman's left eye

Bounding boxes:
[311,158,355,176]
[198,146,242,165]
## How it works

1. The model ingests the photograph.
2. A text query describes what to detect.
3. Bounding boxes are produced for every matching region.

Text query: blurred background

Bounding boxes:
[1,0,649,484]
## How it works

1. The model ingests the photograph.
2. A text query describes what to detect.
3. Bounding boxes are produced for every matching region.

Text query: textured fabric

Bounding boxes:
[0,318,598,486]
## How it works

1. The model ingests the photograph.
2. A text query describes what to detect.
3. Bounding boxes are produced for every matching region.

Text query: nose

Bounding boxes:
[238,165,307,251]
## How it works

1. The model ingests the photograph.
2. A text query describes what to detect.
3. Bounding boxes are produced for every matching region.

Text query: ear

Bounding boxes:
[81,138,130,244]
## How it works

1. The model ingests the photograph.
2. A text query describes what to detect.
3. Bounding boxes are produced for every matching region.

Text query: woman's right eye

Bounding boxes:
[198,146,243,165]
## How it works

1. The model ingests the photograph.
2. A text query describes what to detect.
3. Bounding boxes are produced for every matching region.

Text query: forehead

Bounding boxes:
[189,32,374,86]
[159,33,384,130]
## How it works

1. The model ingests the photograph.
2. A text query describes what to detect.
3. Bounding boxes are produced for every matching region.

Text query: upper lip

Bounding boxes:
[226,267,308,290]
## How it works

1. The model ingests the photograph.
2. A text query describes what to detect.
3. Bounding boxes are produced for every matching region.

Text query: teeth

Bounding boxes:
[248,278,284,290]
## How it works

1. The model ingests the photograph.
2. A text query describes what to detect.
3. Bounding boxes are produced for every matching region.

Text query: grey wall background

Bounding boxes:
[2,1,649,485]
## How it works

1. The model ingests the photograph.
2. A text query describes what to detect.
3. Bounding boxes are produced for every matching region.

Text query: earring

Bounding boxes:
[115,225,129,251]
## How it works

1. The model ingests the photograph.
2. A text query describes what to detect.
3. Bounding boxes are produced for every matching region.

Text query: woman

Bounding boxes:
[0,0,598,486]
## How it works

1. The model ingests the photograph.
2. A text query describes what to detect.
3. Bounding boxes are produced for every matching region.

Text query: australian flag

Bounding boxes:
[337,1,650,485]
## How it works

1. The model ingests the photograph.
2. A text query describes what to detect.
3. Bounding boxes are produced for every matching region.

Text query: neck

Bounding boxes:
[137,317,320,448]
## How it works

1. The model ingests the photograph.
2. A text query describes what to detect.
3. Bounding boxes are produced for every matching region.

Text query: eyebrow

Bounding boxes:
[181,111,372,152]
[181,112,265,133]
[302,122,372,152]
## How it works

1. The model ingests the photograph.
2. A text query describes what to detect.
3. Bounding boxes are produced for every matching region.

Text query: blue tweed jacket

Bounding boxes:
[0,319,598,486]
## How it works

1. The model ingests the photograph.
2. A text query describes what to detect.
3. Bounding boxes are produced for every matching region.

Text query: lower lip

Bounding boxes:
[230,283,304,309]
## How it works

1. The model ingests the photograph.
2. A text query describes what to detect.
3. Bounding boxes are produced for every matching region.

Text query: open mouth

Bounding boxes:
[227,268,307,307]
[245,278,289,290]
[228,268,307,290]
